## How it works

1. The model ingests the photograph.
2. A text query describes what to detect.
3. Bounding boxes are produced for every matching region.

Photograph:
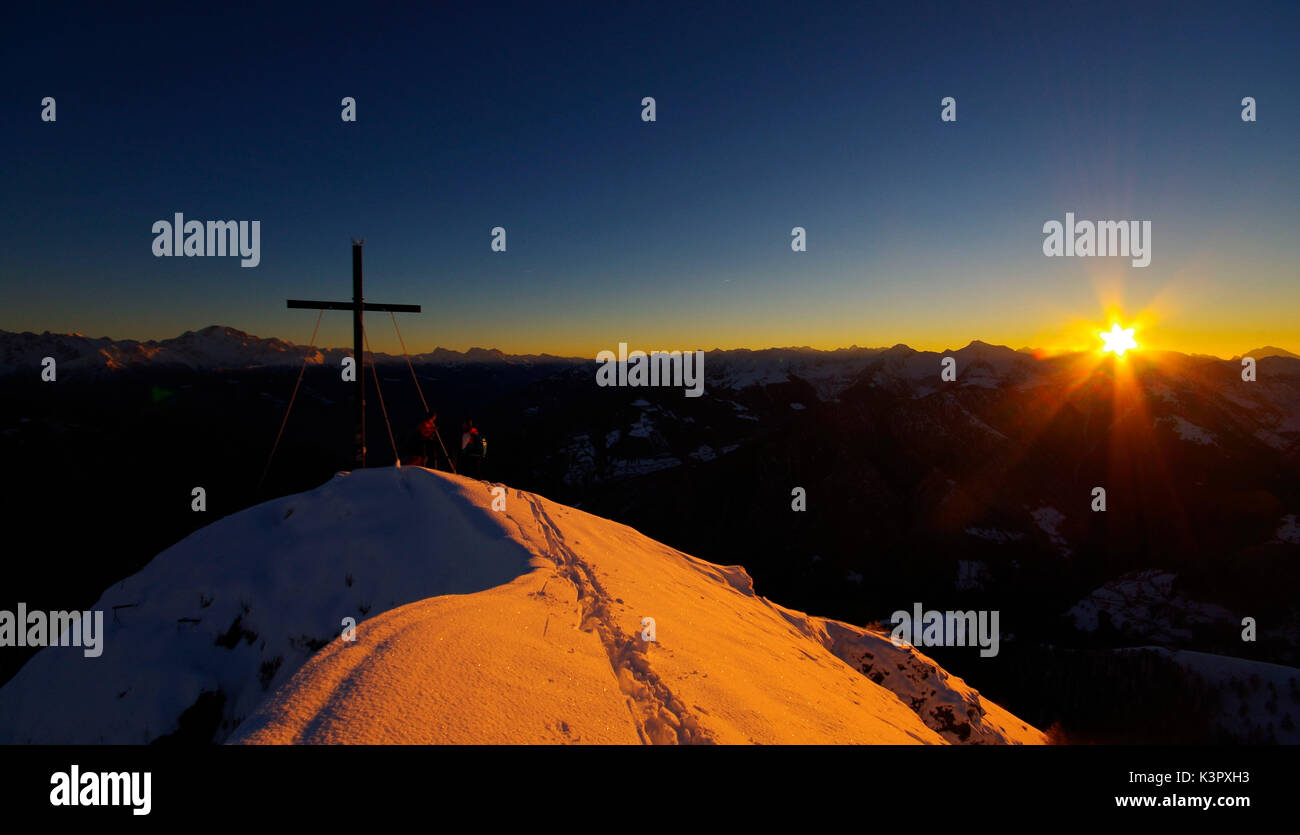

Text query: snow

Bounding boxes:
[0,325,576,376]
[1067,570,1234,641]
[1255,429,1289,450]
[561,435,597,486]
[0,469,530,744]
[0,325,327,374]
[710,365,794,391]
[603,455,682,478]
[1162,415,1216,446]
[952,401,1007,439]
[1120,648,1300,745]
[688,445,718,462]
[627,413,655,439]
[0,467,1042,745]
[959,365,1002,389]
[1030,506,1069,554]
[704,346,889,400]
[708,349,879,399]
[964,527,1024,545]
[1146,380,1177,403]
[955,560,992,591]
[1274,514,1300,545]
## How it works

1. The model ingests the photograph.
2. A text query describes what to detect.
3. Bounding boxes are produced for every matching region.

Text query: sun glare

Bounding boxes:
[1099,323,1138,356]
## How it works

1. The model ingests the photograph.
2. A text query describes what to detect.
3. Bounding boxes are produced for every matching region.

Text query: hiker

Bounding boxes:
[410,410,451,470]
[459,419,486,478]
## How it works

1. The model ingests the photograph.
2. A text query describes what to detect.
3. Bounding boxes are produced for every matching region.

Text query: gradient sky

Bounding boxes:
[2,1,1297,357]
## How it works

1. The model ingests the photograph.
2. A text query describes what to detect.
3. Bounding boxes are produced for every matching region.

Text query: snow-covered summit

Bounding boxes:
[0,468,1041,745]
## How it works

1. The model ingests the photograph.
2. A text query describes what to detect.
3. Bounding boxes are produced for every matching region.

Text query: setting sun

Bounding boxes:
[1099,323,1138,356]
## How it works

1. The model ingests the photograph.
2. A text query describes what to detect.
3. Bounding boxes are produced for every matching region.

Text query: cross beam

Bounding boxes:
[287,301,421,312]
[286,241,422,469]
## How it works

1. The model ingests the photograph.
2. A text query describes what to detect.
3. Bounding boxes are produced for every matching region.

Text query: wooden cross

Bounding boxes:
[287,240,421,468]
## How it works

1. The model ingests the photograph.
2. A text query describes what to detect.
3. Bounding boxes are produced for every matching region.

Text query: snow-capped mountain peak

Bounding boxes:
[0,467,1042,745]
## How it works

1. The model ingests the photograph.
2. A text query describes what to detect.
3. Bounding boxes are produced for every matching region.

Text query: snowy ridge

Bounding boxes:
[0,468,1042,745]
[1120,648,1300,745]
[0,325,579,374]
[1068,570,1235,642]
[767,608,1038,744]
[707,346,887,400]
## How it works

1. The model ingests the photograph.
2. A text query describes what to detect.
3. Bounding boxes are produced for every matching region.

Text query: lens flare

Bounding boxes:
[1099,323,1138,356]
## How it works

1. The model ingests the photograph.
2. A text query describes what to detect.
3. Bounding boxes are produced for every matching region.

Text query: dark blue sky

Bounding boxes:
[3,1,1297,355]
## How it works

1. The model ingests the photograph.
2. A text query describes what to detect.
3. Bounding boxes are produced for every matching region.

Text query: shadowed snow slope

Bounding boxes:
[0,468,1042,745]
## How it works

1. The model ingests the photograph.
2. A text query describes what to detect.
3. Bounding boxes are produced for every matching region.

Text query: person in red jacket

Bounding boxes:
[409,410,453,470]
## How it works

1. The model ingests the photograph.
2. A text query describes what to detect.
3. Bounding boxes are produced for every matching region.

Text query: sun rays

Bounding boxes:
[1100,323,1139,357]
